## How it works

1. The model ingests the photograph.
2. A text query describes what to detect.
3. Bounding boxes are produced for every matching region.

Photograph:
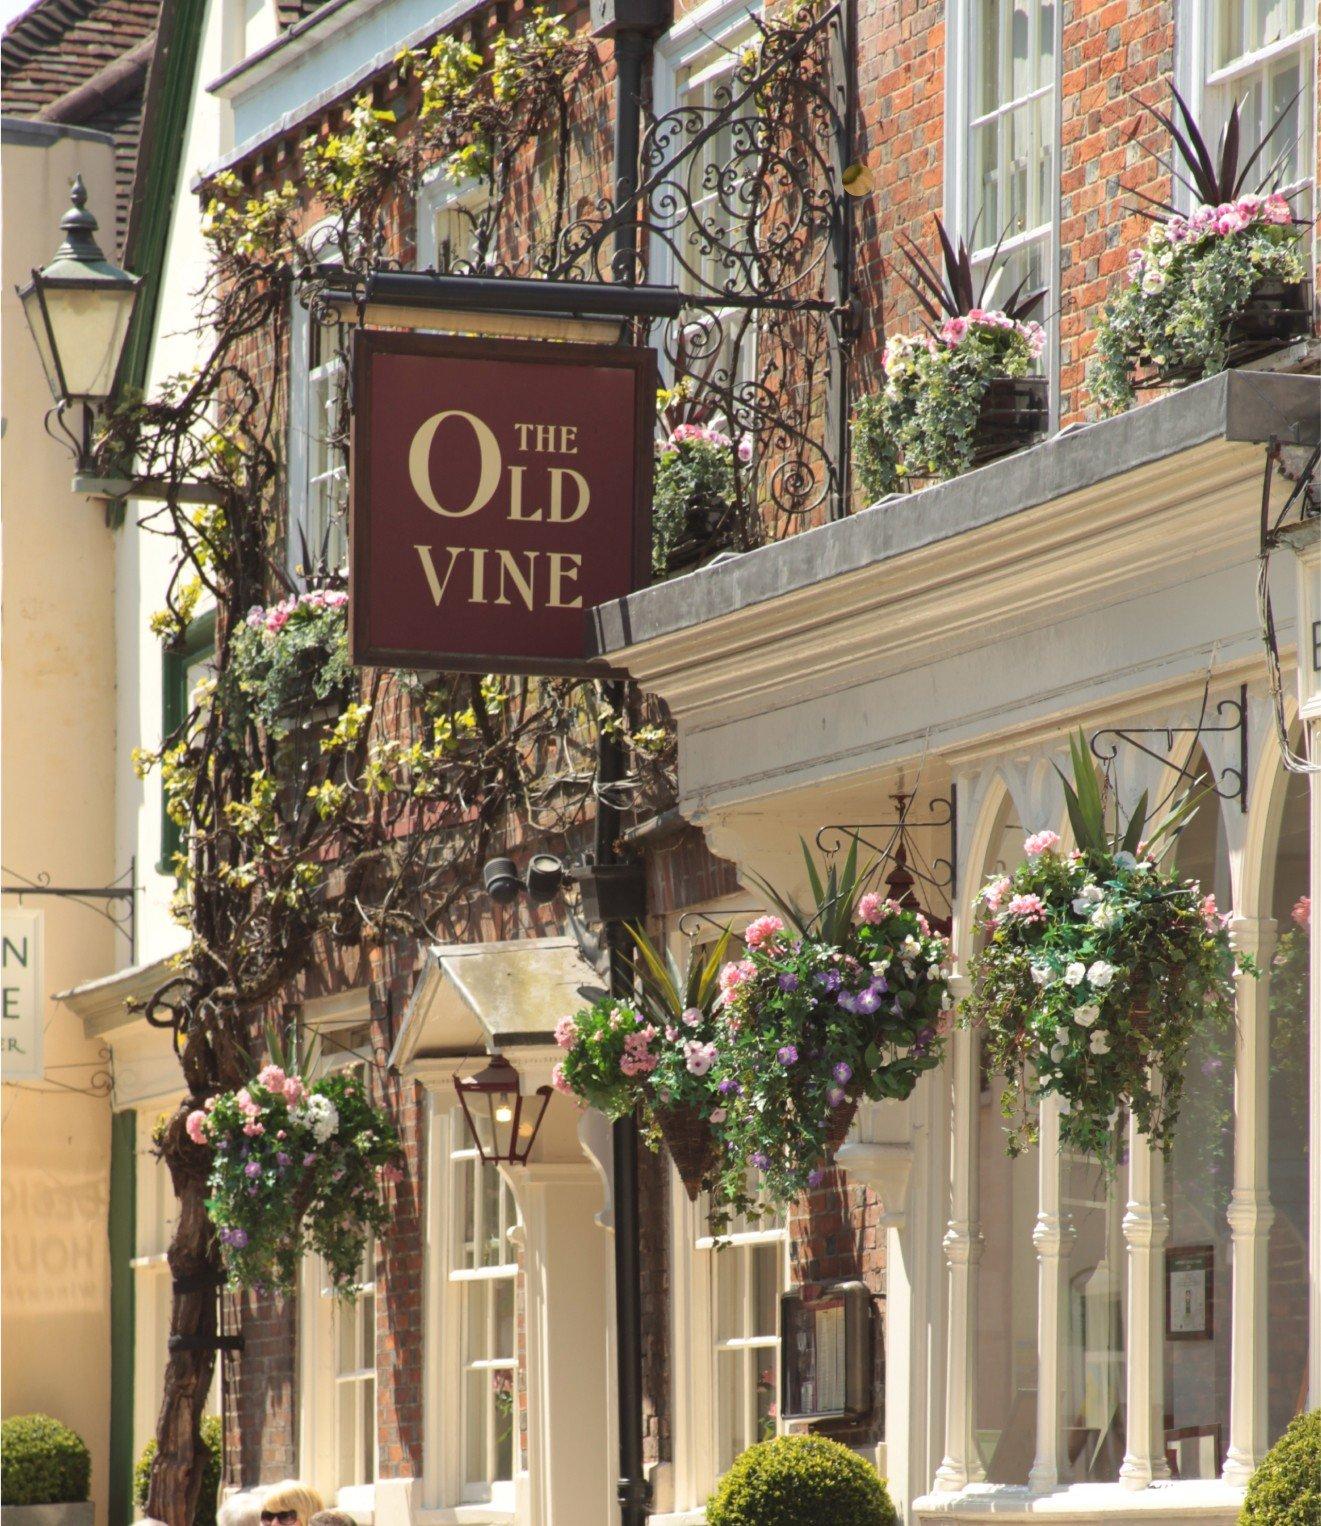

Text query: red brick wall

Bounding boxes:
[224,1291,298,1487]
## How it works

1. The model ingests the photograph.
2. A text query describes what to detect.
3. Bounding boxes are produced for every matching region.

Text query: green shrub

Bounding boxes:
[707,1434,896,1526]
[0,1414,91,1505]
[133,1413,223,1526]
[1241,1410,1321,1525]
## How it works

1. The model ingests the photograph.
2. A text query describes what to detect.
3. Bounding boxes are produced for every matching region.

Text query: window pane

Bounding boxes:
[716,1349,744,1472]
[1267,766,1310,1442]
[363,1377,376,1482]
[716,1249,743,1343]
[1063,1142,1128,1481]
[481,1163,503,1267]
[977,0,1002,116]
[756,1357,778,1443]
[1010,0,1031,101]
[1005,102,1032,237]
[494,1275,515,1359]
[458,1157,477,1270]
[1037,1,1055,89]
[751,1244,780,1338]
[972,120,1000,240]
[494,1369,515,1481]
[465,1369,489,1484]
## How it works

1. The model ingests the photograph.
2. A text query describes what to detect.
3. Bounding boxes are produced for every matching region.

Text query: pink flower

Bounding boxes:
[1024,830,1061,857]
[982,875,1012,913]
[716,958,756,1006]
[620,1050,658,1077]
[185,1110,210,1147]
[1215,206,1248,235]
[1200,892,1229,931]
[736,436,753,464]
[257,1064,287,1093]
[939,316,969,346]
[680,1007,703,1029]
[857,891,887,925]
[966,307,986,322]
[554,1015,580,1050]
[744,915,784,950]
[382,1163,404,1184]
[552,1063,573,1095]
[1292,895,1311,931]
[242,1121,265,1137]
[1005,893,1047,922]
[1264,193,1293,226]
[282,1076,305,1106]
[683,1040,718,1076]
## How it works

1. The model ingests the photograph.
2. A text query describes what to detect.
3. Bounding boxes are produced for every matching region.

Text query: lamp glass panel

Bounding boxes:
[38,282,137,400]
[19,285,64,401]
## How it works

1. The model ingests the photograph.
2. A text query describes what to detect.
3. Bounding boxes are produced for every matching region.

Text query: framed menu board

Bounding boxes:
[780,1281,875,1422]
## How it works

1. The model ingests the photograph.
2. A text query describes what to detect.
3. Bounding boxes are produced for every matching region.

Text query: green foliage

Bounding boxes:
[0,1415,91,1506]
[853,314,1044,499]
[302,94,400,219]
[706,1435,897,1526]
[1090,198,1307,413]
[221,591,353,741]
[1239,1410,1321,1525]
[200,170,301,262]
[652,434,739,575]
[133,1414,222,1526]
[965,734,1247,1162]
[197,1065,403,1294]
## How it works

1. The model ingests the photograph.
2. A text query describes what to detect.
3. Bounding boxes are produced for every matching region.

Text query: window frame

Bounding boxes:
[945,0,1063,421]
[416,170,491,273]
[287,293,348,586]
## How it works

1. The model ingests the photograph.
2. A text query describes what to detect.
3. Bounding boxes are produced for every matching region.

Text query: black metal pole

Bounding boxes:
[605,18,652,1526]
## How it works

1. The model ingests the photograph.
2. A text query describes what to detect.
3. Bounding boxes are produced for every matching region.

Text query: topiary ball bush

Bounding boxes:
[1240,1409,1321,1525]
[133,1413,223,1526]
[0,1414,91,1506]
[707,1434,897,1526]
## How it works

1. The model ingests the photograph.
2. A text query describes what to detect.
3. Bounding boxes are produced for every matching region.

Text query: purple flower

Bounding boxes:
[854,986,883,1015]
[276,1152,291,1168]
[244,1161,261,1178]
[815,970,842,993]
[827,1085,846,1107]
[718,1077,742,1096]
[808,1168,825,1188]
[777,972,799,992]
[832,1062,853,1085]
[836,991,858,1014]
[226,1227,249,1249]
[777,1044,798,1066]
[752,1151,771,1170]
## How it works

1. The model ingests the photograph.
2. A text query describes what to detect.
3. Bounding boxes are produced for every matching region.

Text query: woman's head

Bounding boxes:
[259,1482,324,1526]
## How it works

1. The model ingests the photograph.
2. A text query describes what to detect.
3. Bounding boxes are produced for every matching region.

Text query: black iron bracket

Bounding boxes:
[815,787,958,921]
[1,858,136,958]
[168,1333,245,1354]
[1089,683,1248,814]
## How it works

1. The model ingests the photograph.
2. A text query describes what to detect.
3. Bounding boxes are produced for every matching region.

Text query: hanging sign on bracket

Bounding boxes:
[350,330,655,677]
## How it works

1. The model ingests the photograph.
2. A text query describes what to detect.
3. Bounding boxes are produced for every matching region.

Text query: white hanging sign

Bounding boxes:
[2,908,43,1080]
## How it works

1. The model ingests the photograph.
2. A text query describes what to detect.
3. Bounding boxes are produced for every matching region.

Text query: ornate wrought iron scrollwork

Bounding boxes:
[815,788,958,928]
[1,859,137,957]
[1089,683,1248,813]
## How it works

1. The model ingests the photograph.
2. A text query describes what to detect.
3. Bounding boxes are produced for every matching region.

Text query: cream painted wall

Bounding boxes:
[1,123,120,1522]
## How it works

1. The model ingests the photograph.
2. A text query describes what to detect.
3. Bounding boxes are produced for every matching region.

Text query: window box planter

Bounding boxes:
[970,376,1050,467]
[1130,279,1315,392]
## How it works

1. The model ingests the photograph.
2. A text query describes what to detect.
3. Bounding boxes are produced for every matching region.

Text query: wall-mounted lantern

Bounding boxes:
[453,1054,552,1167]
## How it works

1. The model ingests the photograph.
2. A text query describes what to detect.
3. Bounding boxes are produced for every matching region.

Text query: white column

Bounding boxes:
[1119,1118,1170,1488]
[1028,1095,1072,1493]
[1223,916,1278,1484]
[506,1162,613,1526]
[934,995,982,1492]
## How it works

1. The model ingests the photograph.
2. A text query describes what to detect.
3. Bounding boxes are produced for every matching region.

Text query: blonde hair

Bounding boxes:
[260,1483,325,1526]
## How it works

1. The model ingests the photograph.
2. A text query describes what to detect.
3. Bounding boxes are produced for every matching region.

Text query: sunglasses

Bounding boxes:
[260,1513,298,1523]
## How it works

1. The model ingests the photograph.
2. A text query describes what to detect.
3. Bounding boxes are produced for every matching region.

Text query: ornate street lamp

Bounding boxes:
[18,174,140,467]
[454,1054,552,1167]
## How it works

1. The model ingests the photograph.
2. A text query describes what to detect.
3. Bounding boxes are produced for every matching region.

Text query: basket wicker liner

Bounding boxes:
[654,1103,719,1201]
[822,1094,860,1161]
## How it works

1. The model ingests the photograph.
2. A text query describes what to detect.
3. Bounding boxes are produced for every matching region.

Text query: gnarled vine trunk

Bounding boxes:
[147,1107,222,1526]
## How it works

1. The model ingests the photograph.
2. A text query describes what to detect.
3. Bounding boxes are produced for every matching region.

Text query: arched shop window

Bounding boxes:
[1264,749,1310,1440]
[1164,750,1234,1479]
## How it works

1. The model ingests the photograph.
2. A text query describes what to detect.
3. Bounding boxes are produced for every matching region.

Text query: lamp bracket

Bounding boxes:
[815,787,958,924]
[1,858,136,959]
[1089,683,1247,814]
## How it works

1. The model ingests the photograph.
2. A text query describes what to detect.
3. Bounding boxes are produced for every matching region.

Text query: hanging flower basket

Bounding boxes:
[963,732,1251,1164]
[653,1101,720,1200]
[652,425,749,577]
[223,590,354,740]
[713,841,951,1209]
[189,1063,404,1294]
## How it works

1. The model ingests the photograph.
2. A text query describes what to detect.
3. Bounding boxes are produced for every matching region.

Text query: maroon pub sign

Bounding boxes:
[350,331,655,675]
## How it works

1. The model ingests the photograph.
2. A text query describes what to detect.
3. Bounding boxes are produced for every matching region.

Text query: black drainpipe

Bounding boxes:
[591,1,670,1520]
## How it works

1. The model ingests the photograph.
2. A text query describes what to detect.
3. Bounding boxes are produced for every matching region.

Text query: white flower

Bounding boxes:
[1074,1003,1100,1028]
[1054,1026,1072,1045]
[1030,963,1052,986]
[1114,850,1138,871]
[1064,961,1087,987]
[1087,960,1116,988]
[901,935,921,956]
[710,1107,727,1124]
[1091,901,1123,930]
[870,959,891,978]
[1089,1030,1111,1055]
[1050,1043,1066,1063]
[302,1093,340,1145]
[1072,885,1103,916]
